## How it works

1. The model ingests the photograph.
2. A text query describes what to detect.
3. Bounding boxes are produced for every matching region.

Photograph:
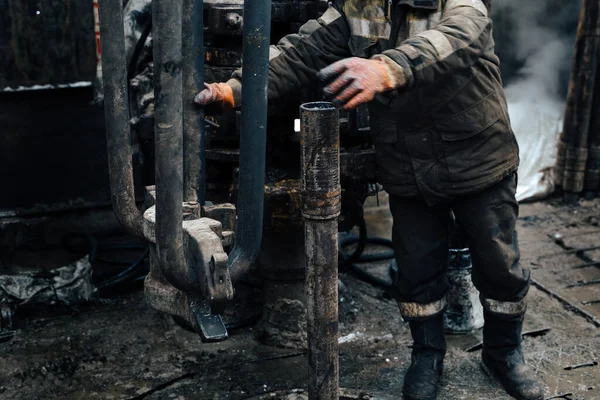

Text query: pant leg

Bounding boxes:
[389,194,450,306]
[452,173,530,304]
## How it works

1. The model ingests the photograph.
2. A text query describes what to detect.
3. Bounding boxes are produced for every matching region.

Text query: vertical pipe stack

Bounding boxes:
[97,0,144,238]
[301,102,341,400]
[560,0,600,203]
[228,0,272,282]
[153,0,193,292]
[584,61,600,198]
[182,0,206,204]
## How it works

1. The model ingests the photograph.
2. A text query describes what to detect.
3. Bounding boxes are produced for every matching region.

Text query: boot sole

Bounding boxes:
[480,362,542,400]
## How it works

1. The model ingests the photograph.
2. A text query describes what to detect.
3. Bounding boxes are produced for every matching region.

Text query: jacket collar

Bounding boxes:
[397,0,439,9]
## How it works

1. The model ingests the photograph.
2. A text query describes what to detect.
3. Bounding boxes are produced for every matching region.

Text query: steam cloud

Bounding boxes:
[491,0,580,200]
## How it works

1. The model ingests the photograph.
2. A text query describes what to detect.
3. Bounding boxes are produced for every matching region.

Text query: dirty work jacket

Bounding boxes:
[228,0,519,205]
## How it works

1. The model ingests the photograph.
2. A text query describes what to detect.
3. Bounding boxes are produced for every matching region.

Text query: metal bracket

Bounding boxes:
[141,188,236,342]
[144,247,229,342]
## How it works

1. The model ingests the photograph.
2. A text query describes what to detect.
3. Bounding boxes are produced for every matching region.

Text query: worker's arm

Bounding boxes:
[374,0,491,89]
[195,4,351,110]
[321,0,492,109]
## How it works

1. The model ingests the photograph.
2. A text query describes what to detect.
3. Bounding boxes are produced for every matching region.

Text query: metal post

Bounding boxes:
[153,0,194,293]
[584,61,600,198]
[183,0,206,204]
[97,0,144,237]
[301,102,340,400]
[228,0,272,282]
[562,0,600,203]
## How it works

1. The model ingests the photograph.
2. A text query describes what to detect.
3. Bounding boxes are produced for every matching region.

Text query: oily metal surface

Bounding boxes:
[301,101,341,400]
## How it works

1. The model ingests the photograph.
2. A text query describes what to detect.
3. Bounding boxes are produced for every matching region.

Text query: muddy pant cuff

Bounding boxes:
[481,297,527,317]
[397,297,446,321]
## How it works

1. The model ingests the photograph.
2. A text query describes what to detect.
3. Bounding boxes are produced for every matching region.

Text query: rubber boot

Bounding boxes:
[481,310,544,400]
[403,313,446,400]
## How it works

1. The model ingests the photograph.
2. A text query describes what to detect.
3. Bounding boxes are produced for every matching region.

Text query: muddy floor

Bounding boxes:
[0,195,599,400]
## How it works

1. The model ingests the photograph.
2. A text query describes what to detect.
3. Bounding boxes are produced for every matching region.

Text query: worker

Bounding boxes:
[194,0,543,399]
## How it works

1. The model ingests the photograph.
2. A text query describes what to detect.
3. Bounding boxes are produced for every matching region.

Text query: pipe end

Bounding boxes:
[300,102,336,111]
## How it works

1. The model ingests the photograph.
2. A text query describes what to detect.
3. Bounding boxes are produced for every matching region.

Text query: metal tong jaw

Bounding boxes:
[142,187,235,342]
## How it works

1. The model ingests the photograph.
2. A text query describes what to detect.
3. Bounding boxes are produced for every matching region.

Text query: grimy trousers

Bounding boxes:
[389,173,530,305]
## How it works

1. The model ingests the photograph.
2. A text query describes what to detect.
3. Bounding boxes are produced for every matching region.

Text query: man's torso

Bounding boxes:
[339,0,519,204]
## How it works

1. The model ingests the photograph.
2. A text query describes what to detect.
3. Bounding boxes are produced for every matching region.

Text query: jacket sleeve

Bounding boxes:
[373,0,492,89]
[226,4,352,105]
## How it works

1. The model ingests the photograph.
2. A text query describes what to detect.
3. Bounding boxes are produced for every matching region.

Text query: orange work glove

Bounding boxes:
[193,82,235,112]
[317,57,397,110]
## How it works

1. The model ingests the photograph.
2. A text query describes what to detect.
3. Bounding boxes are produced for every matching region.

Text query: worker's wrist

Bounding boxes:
[225,79,242,109]
[371,54,412,90]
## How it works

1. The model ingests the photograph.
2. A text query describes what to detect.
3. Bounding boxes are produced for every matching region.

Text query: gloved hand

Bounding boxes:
[194,82,235,112]
[317,57,397,110]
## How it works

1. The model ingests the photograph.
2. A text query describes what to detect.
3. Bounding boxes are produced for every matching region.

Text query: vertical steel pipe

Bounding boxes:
[227,0,272,282]
[301,102,340,400]
[153,0,193,292]
[97,0,144,237]
[183,0,206,204]
[562,0,600,203]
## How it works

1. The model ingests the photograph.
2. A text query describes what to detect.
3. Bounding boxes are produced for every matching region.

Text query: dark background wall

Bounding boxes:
[0,0,97,88]
[0,1,147,214]
[0,88,113,213]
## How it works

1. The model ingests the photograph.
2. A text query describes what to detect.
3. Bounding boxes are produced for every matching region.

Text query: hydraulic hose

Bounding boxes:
[338,214,395,291]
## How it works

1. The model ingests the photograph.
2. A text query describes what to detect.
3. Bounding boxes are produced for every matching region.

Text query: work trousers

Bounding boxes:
[389,173,530,305]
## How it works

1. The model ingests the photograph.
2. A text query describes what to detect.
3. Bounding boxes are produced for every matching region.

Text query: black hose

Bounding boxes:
[339,236,395,263]
[60,232,98,264]
[338,215,367,267]
[95,256,139,266]
[224,311,263,330]
[128,19,153,81]
[349,261,395,291]
[12,231,148,294]
[96,247,149,290]
[338,215,396,291]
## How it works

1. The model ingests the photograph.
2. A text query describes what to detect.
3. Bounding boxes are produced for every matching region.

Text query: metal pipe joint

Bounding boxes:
[301,102,342,221]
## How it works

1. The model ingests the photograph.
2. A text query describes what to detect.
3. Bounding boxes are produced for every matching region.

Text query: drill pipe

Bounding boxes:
[97,0,144,237]
[153,0,195,293]
[227,0,272,282]
[301,102,341,400]
[562,0,600,203]
[182,0,206,204]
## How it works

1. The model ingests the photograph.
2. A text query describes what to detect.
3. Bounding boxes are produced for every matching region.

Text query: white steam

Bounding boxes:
[493,1,578,201]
